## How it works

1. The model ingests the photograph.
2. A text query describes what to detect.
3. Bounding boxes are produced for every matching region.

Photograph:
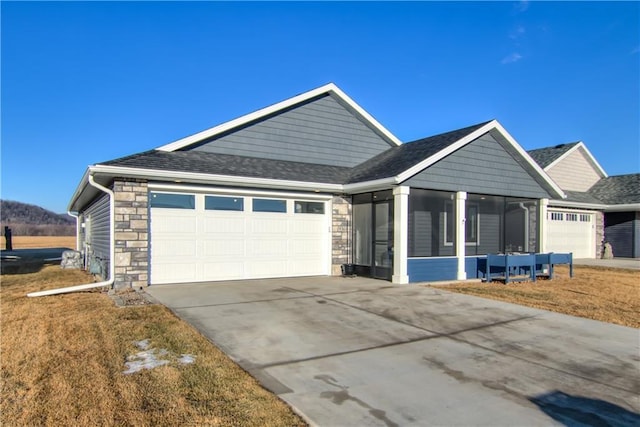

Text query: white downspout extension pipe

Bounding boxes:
[28,174,115,297]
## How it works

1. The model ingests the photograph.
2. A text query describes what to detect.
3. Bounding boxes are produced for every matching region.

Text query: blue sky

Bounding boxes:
[2,1,638,214]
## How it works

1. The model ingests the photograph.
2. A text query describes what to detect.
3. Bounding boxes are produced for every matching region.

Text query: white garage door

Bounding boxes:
[546,210,595,258]
[150,191,330,284]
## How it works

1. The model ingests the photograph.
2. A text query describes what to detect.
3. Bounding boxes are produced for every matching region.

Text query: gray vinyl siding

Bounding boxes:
[546,148,601,191]
[605,211,640,258]
[191,94,394,167]
[403,134,550,199]
[83,193,111,268]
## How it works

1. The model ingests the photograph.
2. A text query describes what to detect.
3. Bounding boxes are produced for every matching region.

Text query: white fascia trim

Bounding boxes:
[67,169,90,212]
[328,85,402,146]
[545,141,608,178]
[604,203,640,212]
[90,165,343,193]
[548,199,607,210]
[157,83,401,152]
[342,177,398,194]
[147,182,334,200]
[396,121,498,183]
[394,120,566,199]
[491,121,567,199]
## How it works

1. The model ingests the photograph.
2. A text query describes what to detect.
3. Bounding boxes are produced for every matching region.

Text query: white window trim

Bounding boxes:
[444,201,480,246]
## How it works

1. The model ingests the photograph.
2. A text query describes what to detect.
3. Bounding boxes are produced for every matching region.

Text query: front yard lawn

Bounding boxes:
[430,265,639,328]
[1,265,305,426]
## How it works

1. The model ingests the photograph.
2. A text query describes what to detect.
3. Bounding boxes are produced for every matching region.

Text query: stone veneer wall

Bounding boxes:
[595,211,604,258]
[331,195,352,275]
[113,179,149,289]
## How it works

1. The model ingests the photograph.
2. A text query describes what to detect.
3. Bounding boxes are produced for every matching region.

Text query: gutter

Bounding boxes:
[28,174,115,297]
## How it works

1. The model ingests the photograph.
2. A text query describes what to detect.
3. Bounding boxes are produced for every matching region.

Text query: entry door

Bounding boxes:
[372,200,393,280]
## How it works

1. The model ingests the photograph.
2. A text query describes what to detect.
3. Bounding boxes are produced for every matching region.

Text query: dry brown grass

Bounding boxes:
[1,266,305,426]
[431,265,640,328]
[4,235,77,249]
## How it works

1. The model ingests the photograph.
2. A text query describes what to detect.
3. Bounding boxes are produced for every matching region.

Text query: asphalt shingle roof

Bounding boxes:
[101,121,494,186]
[100,150,352,184]
[562,191,605,205]
[588,174,640,205]
[347,121,492,183]
[527,142,579,169]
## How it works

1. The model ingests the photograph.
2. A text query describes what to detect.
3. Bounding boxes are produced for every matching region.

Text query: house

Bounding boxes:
[528,143,640,259]
[68,83,567,289]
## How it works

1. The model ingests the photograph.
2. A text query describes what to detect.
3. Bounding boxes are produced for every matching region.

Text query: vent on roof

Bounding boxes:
[554,144,567,149]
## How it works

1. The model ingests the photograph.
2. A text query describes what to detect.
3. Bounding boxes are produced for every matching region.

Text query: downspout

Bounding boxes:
[518,202,529,252]
[28,174,115,297]
[67,211,80,251]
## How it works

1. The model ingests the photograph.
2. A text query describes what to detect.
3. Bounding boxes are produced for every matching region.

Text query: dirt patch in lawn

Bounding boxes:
[430,265,639,328]
[1,266,305,426]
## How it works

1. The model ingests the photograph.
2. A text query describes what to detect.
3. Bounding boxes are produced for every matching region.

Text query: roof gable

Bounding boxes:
[348,120,565,199]
[527,143,579,168]
[156,83,401,153]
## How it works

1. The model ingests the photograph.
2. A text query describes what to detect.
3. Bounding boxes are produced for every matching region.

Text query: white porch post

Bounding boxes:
[392,186,410,284]
[538,198,549,253]
[456,191,467,280]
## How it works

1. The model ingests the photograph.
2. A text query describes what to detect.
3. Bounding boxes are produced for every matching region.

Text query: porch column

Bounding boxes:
[538,198,549,253]
[456,191,467,280]
[392,186,410,284]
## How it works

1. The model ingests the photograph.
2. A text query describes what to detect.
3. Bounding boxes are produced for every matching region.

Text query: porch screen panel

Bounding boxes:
[467,194,503,256]
[408,189,454,257]
[353,203,372,265]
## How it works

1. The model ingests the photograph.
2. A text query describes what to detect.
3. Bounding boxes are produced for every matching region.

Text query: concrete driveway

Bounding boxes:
[147,276,640,426]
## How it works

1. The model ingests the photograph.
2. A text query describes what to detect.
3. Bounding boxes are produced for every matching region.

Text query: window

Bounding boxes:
[253,198,286,213]
[566,213,578,222]
[150,192,195,209]
[550,212,564,221]
[294,201,324,214]
[205,196,243,211]
[445,202,479,245]
[580,214,591,222]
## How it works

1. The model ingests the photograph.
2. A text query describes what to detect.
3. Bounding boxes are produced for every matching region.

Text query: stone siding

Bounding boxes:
[113,179,149,289]
[595,211,604,258]
[331,195,352,275]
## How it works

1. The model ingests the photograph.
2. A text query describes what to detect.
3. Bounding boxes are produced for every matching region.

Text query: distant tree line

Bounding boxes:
[1,200,76,236]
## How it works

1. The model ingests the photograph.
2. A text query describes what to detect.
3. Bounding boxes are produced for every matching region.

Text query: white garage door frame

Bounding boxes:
[546,208,596,258]
[148,184,333,285]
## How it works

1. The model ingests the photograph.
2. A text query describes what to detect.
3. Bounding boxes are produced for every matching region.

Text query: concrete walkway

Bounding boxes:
[147,277,640,426]
[574,257,640,270]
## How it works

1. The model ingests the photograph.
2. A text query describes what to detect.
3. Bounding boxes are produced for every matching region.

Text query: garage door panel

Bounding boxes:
[247,239,288,256]
[202,216,245,233]
[290,238,324,255]
[151,193,329,284]
[202,239,245,257]
[153,239,197,257]
[151,213,197,233]
[248,260,289,277]
[251,218,288,234]
[203,262,245,280]
[547,211,594,258]
[153,263,198,284]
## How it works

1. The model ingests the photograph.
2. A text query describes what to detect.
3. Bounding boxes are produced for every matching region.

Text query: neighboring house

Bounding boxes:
[69,83,567,289]
[528,142,640,259]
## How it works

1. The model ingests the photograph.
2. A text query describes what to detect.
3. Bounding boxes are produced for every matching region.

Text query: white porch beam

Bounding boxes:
[538,198,549,253]
[456,191,467,280]
[392,186,410,284]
